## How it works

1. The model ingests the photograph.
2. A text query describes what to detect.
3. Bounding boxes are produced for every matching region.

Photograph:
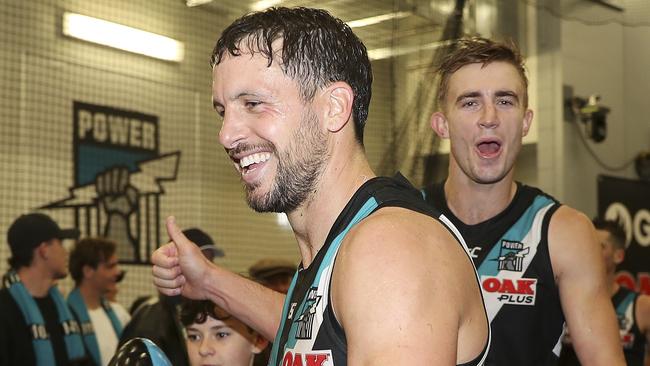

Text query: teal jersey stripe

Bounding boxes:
[478,195,554,277]
[616,292,636,317]
[269,197,378,365]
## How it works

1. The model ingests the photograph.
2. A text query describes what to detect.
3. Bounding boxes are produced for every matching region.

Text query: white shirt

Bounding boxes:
[109,301,131,328]
[88,307,119,366]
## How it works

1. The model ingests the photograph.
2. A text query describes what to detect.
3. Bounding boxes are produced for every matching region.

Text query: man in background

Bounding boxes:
[120,228,223,366]
[559,218,650,365]
[248,258,296,294]
[248,258,296,366]
[0,213,88,366]
[67,237,125,366]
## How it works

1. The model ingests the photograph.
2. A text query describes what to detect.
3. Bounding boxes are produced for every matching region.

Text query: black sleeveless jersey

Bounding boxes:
[614,286,646,365]
[423,181,563,366]
[269,174,489,366]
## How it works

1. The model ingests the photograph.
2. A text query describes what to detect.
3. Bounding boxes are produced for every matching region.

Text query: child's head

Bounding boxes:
[180,300,267,366]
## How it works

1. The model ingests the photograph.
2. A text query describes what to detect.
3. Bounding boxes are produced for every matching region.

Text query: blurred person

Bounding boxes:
[559,219,650,366]
[0,213,89,365]
[105,270,131,329]
[67,237,125,366]
[248,258,296,294]
[180,299,267,366]
[248,258,297,366]
[423,36,624,365]
[120,228,223,366]
[152,7,489,366]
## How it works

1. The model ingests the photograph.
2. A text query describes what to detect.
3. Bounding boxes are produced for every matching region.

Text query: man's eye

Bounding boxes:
[245,101,261,108]
[462,101,477,108]
[217,332,230,338]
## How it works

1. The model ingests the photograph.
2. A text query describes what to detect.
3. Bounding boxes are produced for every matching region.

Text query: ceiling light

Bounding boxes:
[186,0,213,6]
[62,12,184,62]
[347,11,411,28]
[250,0,284,11]
[367,40,451,61]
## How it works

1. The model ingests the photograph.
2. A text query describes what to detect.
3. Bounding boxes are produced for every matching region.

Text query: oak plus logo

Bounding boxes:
[43,101,180,264]
[482,277,537,306]
[282,351,332,366]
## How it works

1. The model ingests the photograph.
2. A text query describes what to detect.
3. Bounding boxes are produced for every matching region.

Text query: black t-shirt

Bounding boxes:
[0,288,68,366]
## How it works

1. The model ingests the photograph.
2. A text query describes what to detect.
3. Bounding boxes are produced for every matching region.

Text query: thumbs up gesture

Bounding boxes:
[151,216,213,299]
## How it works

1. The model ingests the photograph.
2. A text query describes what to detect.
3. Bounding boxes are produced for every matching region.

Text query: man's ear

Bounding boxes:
[251,334,269,354]
[430,111,450,139]
[36,242,49,260]
[82,264,95,280]
[522,109,534,137]
[323,81,354,133]
[613,248,625,265]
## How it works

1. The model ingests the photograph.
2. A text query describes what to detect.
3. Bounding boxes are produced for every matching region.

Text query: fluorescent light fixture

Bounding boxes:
[347,11,411,28]
[62,12,184,62]
[250,0,284,11]
[367,40,452,61]
[186,0,213,6]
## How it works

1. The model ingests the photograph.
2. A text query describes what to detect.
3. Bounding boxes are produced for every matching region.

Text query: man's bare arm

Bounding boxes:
[332,209,487,365]
[151,217,285,340]
[549,207,625,365]
[634,295,650,366]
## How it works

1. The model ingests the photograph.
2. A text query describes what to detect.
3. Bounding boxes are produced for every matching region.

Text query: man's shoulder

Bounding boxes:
[340,206,468,273]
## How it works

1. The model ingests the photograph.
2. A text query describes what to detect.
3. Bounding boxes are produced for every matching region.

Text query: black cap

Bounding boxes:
[7,213,80,256]
[182,228,224,258]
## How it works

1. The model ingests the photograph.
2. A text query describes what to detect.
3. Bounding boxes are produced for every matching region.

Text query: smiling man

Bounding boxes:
[152,7,489,366]
[423,37,624,365]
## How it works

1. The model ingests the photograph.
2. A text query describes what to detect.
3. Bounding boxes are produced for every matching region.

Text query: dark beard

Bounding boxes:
[246,109,328,213]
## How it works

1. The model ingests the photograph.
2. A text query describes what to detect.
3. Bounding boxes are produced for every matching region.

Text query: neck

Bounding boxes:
[444,159,517,225]
[79,282,102,309]
[16,266,54,298]
[287,143,375,267]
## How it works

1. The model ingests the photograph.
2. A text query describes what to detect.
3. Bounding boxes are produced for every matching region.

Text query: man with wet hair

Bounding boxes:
[423,36,624,365]
[153,7,489,366]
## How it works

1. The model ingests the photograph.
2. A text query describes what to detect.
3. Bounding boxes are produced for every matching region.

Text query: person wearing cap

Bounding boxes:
[67,237,126,366]
[0,212,90,366]
[118,227,223,366]
[248,258,297,366]
[248,258,296,294]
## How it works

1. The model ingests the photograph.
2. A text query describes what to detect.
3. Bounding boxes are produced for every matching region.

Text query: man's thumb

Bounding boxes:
[166,216,192,252]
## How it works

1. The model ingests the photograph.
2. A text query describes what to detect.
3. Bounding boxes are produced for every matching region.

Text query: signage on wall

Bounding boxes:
[598,175,650,295]
[43,101,181,264]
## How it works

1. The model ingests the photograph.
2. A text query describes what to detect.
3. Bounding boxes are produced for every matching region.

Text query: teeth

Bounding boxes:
[239,152,271,169]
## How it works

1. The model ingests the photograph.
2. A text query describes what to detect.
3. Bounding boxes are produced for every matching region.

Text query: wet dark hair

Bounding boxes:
[592,218,626,250]
[437,36,528,109]
[69,237,116,285]
[211,7,372,144]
